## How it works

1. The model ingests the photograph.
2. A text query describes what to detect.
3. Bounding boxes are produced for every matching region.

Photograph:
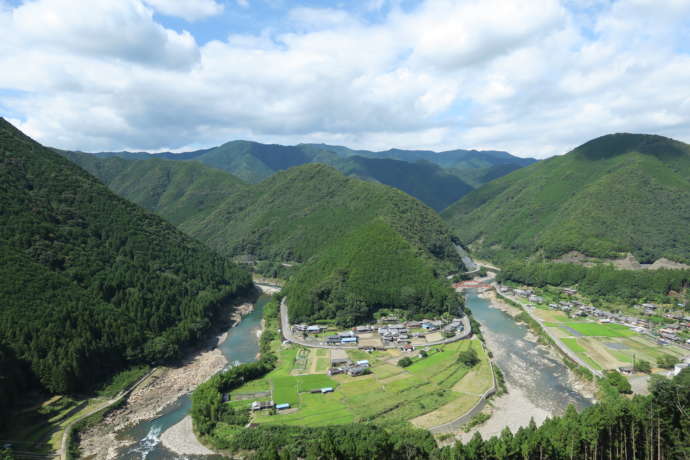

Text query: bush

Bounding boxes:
[457,348,479,367]
[635,359,652,373]
[602,370,632,394]
[657,354,680,369]
[398,357,413,368]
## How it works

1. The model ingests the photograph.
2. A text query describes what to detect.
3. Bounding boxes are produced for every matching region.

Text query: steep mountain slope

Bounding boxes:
[0,118,251,395]
[443,133,690,264]
[87,140,534,210]
[60,151,247,226]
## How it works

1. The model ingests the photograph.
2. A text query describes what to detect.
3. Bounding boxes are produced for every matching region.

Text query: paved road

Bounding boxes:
[279,297,471,350]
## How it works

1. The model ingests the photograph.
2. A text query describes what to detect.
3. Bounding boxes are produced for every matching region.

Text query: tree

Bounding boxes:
[635,359,652,373]
[457,347,480,367]
[656,354,679,369]
[602,370,632,394]
[398,357,413,368]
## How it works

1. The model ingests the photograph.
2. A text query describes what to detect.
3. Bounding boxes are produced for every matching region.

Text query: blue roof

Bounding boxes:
[341,337,358,342]
[276,403,290,409]
[356,360,369,365]
[321,387,333,392]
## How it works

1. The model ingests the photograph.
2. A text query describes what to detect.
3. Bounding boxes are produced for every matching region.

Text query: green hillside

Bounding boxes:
[0,118,252,396]
[60,151,247,226]
[185,163,463,270]
[85,140,536,211]
[286,219,461,326]
[443,133,690,264]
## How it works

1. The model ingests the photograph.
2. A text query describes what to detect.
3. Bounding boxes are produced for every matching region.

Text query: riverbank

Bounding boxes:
[457,383,550,443]
[159,415,215,456]
[478,289,521,317]
[77,297,258,459]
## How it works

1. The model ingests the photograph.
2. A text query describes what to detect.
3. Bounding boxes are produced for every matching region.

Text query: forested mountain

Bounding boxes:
[286,219,462,326]
[0,118,252,397]
[61,151,464,324]
[59,151,247,226]
[302,143,538,188]
[83,140,535,211]
[443,133,690,265]
[184,164,462,269]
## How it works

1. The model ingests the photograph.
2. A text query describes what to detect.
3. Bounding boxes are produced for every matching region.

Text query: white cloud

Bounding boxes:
[1,0,690,158]
[236,0,249,8]
[143,0,224,21]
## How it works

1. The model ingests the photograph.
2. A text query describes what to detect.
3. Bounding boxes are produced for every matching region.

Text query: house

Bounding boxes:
[307,325,324,333]
[356,325,373,333]
[251,400,275,411]
[348,366,368,376]
[402,344,414,352]
[294,324,308,332]
[328,367,345,376]
[562,288,577,296]
[331,357,349,366]
[276,403,291,410]
[406,321,422,328]
[326,335,341,345]
[356,360,370,367]
[341,336,358,344]
[618,366,633,375]
[529,295,544,304]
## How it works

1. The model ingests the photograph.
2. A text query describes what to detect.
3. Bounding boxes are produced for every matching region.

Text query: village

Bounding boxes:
[289,313,469,349]
[495,284,690,377]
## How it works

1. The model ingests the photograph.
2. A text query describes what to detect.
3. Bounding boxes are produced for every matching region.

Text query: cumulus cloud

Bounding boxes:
[144,0,224,21]
[0,0,689,157]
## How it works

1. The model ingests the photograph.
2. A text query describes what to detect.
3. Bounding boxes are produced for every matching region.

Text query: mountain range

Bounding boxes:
[83,140,536,211]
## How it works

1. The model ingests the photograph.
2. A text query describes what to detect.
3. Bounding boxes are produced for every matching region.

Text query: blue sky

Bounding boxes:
[1,0,689,157]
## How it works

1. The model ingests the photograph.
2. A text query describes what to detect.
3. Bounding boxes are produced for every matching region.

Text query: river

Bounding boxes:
[465,289,592,416]
[117,295,271,460]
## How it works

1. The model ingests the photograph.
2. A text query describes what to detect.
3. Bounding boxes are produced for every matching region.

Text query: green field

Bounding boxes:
[230,338,491,429]
[562,322,636,337]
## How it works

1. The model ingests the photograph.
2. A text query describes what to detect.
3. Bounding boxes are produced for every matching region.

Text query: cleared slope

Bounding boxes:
[0,118,251,395]
[443,133,690,264]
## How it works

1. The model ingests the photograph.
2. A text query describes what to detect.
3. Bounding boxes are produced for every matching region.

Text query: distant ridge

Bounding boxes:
[84,140,536,210]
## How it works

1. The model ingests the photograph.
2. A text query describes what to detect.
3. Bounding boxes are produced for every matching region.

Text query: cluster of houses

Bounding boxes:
[250,400,291,411]
[328,357,371,377]
[500,285,690,346]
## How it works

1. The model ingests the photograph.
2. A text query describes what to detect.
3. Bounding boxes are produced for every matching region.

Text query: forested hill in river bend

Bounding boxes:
[80,140,536,211]
[0,119,252,406]
[61,151,465,326]
[443,133,690,265]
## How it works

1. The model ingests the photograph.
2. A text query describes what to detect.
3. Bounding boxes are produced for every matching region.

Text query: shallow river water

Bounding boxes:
[465,289,592,414]
[117,295,270,459]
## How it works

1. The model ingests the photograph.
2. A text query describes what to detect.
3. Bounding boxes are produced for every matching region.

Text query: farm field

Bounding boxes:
[542,320,686,371]
[228,337,492,429]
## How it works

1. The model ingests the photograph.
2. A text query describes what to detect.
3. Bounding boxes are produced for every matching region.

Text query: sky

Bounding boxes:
[1,0,689,158]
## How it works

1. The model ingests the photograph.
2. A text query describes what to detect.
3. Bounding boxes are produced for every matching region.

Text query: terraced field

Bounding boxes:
[228,337,493,429]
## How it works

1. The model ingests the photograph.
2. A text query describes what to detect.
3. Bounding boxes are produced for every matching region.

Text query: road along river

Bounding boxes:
[459,289,593,441]
[115,294,271,460]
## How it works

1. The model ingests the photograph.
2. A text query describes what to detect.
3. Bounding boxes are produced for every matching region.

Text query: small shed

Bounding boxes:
[356,360,370,367]
[341,337,358,344]
[321,387,334,393]
[276,403,291,410]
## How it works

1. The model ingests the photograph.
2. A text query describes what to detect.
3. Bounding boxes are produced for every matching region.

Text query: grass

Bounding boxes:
[296,374,337,392]
[561,322,636,337]
[411,392,478,428]
[315,357,329,372]
[95,365,150,398]
[561,338,604,370]
[272,377,299,406]
[256,393,355,426]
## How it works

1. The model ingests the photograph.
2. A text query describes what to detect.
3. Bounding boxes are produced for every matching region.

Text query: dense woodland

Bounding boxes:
[285,219,463,326]
[443,133,690,265]
[497,261,690,304]
[192,297,690,460]
[0,119,252,400]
